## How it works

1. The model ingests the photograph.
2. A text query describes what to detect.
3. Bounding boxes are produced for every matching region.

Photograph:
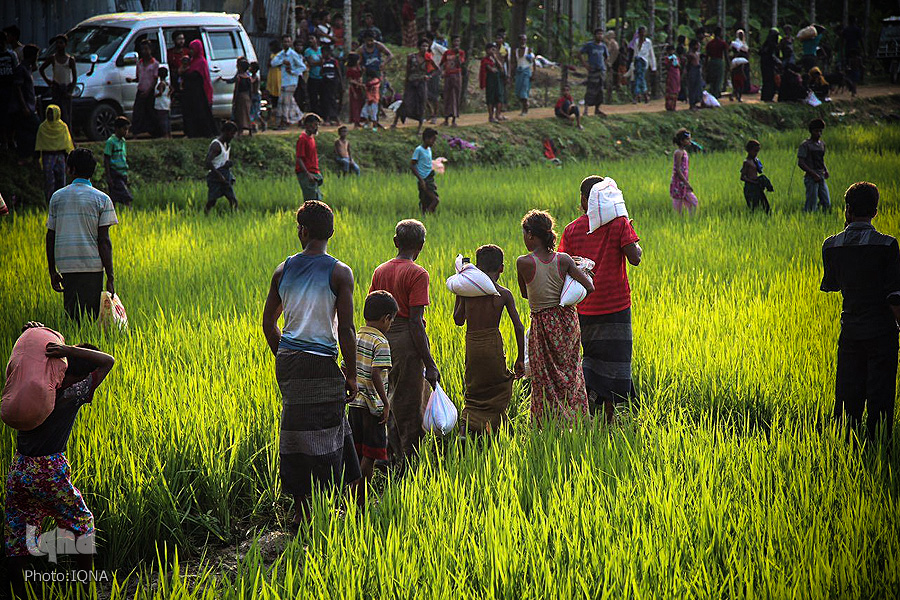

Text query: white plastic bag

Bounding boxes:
[99,291,129,330]
[730,57,749,68]
[446,255,499,297]
[423,383,458,435]
[559,257,594,307]
[702,91,721,108]
[805,91,822,107]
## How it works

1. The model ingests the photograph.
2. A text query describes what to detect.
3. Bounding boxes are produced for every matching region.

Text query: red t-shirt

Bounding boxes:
[296,132,319,174]
[706,38,729,59]
[558,215,640,315]
[369,258,430,319]
[555,94,574,111]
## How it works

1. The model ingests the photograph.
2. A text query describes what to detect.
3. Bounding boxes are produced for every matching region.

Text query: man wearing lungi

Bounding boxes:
[580,28,610,117]
[370,220,440,466]
[262,200,361,528]
[559,176,643,423]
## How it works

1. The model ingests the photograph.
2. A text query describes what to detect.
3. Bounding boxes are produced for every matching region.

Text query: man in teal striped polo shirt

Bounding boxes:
[46,148,118,319]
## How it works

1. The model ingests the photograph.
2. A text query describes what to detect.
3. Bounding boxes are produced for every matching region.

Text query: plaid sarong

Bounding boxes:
[276,349,360,498]
[580,308,635,405]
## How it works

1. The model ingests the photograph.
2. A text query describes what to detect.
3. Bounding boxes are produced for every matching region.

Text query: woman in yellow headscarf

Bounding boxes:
[807,67,830,101]
[35,104,75,203]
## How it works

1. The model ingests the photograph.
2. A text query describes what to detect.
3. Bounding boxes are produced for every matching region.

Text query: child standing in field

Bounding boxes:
[204,121,239,214]
[740,139,773,214]
[155,67,172,138]
[104,116,133,207]
[334,126,360,176]
[349,291,397,499]
[797,118,831,213]
[453,245,525,436]
[4,323,115,597]
[412,127,439,213]
[34,104,75,203]
[296,113,323,201]
[670,128,698,215]
[516,211,594,422]
[361,68,382,130]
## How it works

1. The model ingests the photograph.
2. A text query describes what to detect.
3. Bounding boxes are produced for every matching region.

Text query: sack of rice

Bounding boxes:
[1,327,68,431]
[446,255,499,297]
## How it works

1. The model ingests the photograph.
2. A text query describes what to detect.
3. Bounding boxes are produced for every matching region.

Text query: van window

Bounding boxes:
[54,26,129,63]
[207,30,243,60]
[131,29,162,62]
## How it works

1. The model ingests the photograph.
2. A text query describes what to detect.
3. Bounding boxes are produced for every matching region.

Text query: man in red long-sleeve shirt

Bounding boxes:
[296,113,323,200]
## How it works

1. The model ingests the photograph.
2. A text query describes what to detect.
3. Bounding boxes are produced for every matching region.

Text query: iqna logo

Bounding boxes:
[25,526,95,563]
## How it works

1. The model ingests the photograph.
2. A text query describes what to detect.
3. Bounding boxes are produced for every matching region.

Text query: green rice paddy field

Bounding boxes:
[1,125,899,598]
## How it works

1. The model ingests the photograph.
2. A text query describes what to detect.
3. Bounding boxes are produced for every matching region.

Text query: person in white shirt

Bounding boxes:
[632,26,656,104]
[270,34,307,128]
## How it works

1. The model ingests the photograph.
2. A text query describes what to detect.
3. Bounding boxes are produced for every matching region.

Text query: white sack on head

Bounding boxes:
[731,57,749,67]
[587,177,628,234]
[446,254,500,297]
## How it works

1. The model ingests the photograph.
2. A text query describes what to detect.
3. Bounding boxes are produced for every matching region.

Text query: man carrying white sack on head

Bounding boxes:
[558,176,643,423]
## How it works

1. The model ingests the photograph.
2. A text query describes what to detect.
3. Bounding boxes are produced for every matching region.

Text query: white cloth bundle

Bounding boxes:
[797,25,817,41]
[560,257,595,307]
[702,91,721,108]
[423,383,458,435]
[446,255,500,297]
[731,57,749,68]
[587,178,628,234]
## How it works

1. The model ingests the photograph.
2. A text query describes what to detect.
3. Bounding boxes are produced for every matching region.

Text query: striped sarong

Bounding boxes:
[579,308,635,405]
[276,349,361,498]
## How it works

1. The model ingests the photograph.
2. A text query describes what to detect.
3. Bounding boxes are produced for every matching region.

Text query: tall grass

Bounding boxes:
[0,126,897,598]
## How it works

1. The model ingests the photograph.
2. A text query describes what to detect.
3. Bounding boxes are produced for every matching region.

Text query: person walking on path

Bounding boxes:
[663,44,680,111]
[513,34,535,117]
[179,40,217,138]
[797,118,831,213]
[205,121,239,214]
[262,200,361,528]
[821,182,900,442]
[559,177,642,423]
[46,148,118,319]
[392,39,431,134]
[516,210,594,423]
[705,27,729,99]
[270,35,306,129]
[580,28,610,116]
[631,26,656,104]
[39,35,77,124]
[35,104,74,204]
[296,113,323,200]
[126,39,160,137]
[369,220,440,467]
[12,44,39,165]
[479,43,506,123]
[411,128,439,213]
[759,29,780,103]
[440,35,465,127]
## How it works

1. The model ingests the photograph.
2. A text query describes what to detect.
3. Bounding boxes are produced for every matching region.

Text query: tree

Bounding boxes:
[544,0,552,57]
[842,0,848,27]
[741,0,749,36]
[344,0,352,59]
[462,0,477,110]
[487,0,493,44]
[648,0,655,38]
[452,0,464,34]
[668,0,676,42]
[809,0,815,24]
[426,0,432,32]
[772,0,778,28]
[510,0,531,43]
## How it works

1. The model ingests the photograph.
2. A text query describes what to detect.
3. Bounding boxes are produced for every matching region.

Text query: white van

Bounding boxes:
[43,12,257,140]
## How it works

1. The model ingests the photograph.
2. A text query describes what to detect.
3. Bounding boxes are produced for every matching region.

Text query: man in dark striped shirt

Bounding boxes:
[821,182,900,442]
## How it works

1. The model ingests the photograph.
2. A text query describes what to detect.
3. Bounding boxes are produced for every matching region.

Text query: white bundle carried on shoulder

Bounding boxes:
[446,255,500,297]
[797,25,817,41]
[586,177,628,233]
[731,56,749,68]
[423,383,458,435]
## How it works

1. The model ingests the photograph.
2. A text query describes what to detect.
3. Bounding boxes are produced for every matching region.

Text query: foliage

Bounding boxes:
[1,124,899,597]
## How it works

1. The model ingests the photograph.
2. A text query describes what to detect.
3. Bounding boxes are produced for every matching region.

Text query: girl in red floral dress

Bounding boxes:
[515,210,594,422]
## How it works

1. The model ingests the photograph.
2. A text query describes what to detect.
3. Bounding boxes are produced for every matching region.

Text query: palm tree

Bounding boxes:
[809,0,816,24]
[344,0,352,57]
[741,0,749,36]
[771,0,778,28]
[668,0,676,43]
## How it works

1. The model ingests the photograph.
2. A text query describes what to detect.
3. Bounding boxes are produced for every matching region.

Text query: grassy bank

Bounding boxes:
[4,94,900,208]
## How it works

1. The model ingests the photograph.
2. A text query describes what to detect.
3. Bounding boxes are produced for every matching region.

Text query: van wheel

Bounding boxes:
[87,103,119,141]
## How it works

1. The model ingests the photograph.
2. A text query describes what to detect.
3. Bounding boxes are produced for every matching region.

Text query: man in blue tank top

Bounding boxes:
[262,200,361,528]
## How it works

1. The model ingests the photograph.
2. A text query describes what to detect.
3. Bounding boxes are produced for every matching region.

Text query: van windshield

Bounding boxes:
[64,26,131,63]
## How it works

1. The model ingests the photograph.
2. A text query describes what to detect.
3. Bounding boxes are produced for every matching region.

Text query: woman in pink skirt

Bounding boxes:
[670,128,699,214]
